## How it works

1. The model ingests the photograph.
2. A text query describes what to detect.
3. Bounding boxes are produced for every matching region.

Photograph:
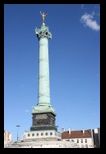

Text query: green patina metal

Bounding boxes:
[35,25,52,39]
[32,105,56,115]
[32,15,56,116]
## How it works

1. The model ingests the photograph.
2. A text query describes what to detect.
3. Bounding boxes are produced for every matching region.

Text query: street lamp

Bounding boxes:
[16,125,20,142]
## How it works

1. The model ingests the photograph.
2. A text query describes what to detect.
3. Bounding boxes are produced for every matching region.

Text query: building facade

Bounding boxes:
[92,128,100,148]
[61,128,98,148]
[4,130,12,145]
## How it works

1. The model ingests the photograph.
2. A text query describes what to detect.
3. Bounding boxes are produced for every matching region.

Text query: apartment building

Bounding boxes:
[61,128,100,148]
[4,130,12,145]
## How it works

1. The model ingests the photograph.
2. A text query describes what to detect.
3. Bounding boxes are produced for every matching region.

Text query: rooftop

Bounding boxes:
[62,130,91,139]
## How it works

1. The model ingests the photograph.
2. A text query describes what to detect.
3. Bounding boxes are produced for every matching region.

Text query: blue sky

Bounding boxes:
[4,4,100,141]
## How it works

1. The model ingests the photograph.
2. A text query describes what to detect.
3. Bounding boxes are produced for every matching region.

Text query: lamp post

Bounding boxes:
[16,125,20,142]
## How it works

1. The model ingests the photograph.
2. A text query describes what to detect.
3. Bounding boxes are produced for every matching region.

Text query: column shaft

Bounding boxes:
[38,37,50,105]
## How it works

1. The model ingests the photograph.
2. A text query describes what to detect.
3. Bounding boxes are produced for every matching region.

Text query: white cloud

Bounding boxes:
[25,110,29,112]
[80,13,100,31]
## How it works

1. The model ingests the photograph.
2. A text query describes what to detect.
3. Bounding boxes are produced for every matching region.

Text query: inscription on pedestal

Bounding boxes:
[36,114,47,119]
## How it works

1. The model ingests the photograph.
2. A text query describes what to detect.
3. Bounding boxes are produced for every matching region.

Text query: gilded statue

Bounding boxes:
[40,11,47,24]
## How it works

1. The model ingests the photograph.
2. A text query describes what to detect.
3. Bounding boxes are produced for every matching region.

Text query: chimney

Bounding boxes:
[82,128,84,134]
[62,128,65,133]
[69,128,72,135]
[94,128,98,134]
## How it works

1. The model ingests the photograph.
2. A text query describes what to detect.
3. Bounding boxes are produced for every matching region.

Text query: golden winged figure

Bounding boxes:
[40,11,48,24]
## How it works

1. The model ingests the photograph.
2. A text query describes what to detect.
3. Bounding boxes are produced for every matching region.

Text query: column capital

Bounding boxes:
[35,25,52,39]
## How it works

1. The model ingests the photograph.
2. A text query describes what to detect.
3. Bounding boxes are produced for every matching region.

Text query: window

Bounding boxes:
[32,133,34,136]
[81,139,83,143]
[28,134,30,137]
[85,144,88,148]
[50,132,53,135]
[45,133,48,136]
[77,139,79,143]
[41,133,43,136]
[85,139,87,143]
[36,133,39,136]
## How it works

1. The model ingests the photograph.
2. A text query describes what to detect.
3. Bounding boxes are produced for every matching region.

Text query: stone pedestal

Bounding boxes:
[30,113,57,131]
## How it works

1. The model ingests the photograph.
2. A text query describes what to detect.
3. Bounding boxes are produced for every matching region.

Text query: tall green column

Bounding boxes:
[38,26,51,105]
[32,15,56,116]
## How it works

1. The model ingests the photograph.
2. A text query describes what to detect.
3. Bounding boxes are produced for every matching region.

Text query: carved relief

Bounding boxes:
[32,113,55,126]
[36,119,49,125]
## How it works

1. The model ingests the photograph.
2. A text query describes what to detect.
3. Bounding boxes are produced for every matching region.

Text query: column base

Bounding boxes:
[32,104,56,115]
[30,112,57,131]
